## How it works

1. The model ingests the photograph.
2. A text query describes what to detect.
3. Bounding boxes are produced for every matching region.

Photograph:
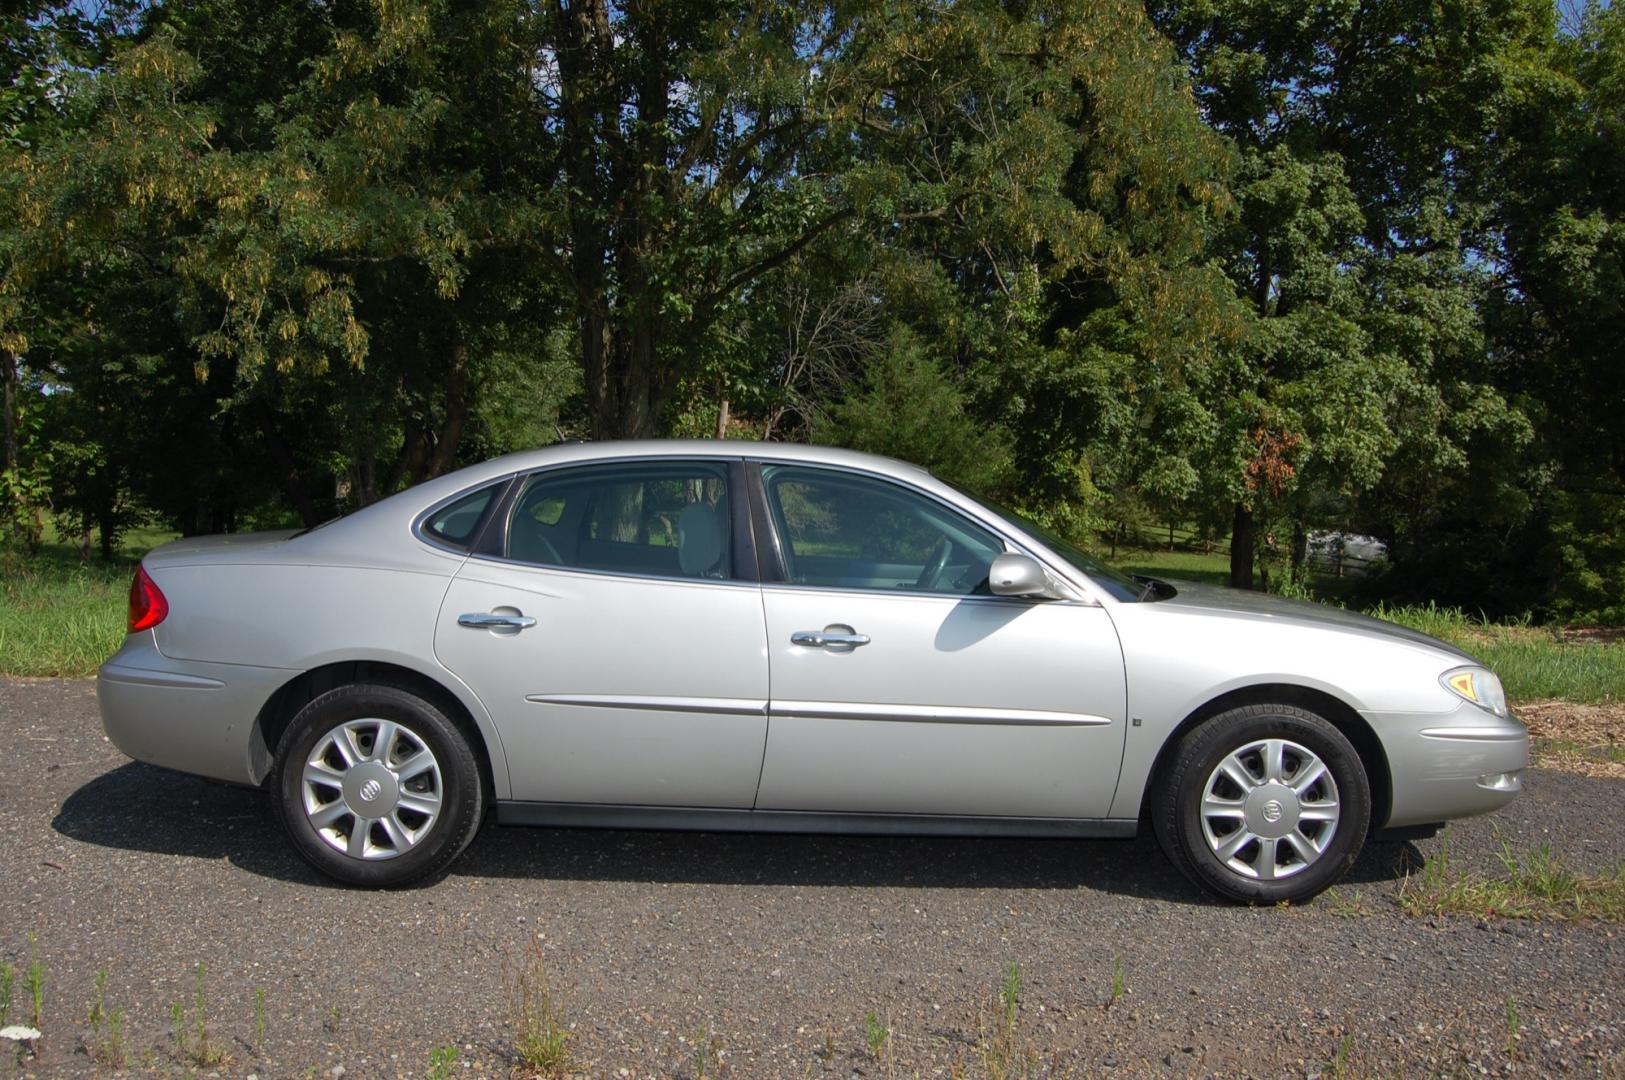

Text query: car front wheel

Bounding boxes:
[1151,704,1371,904]
[271,682,484,887]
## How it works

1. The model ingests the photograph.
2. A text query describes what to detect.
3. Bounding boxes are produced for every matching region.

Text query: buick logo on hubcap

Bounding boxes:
[358,779,382,803]
[1262,799,1283,823]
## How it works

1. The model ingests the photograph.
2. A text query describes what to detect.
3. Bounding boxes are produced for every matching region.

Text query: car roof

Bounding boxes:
[310,440,934,547]
[482,439,929,478]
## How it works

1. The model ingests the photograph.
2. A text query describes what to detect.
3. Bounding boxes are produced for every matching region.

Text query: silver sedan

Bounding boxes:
[98,441,1527,902]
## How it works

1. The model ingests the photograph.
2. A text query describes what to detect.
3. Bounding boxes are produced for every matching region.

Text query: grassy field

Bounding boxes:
[2,535,1622,706]
[0,527,176,678]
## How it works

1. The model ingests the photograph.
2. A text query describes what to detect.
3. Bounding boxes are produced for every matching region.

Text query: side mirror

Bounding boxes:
[988,553,1066,600]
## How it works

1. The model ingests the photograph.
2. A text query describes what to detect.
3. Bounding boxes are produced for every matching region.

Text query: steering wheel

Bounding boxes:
[914,537,953,591]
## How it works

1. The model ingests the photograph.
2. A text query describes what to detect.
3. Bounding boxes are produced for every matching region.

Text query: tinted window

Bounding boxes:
[761,466,1003,595]
[508,462,733,580]
[423,484,500,548]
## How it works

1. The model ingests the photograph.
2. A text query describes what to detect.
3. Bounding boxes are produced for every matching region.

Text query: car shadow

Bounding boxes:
[54,762,1421,904]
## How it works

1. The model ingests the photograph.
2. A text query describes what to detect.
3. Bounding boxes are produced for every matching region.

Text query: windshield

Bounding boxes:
[954,488,1147,602]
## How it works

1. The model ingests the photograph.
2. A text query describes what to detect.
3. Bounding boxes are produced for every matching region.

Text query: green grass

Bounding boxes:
[0,525,177,677]
[1121,545,1363,602]
[1,554,136,677]
[1373,603,1625,705]
[1399,832,1625,922]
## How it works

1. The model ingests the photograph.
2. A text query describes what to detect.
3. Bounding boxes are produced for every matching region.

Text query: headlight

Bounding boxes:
[1440,666,1508,718]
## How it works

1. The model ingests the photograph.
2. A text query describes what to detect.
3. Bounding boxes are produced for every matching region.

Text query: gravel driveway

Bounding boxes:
[3,676,1622,1078]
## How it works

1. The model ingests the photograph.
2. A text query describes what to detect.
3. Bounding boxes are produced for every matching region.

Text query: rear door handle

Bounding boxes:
[791,625,870,649]
[458,612,537,630]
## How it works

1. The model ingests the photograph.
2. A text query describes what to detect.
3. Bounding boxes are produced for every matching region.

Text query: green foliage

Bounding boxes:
[507,939,573,1076]
[863,1010,889,1062]
[0,0,1618,625]
[425,1044,458,1080]
[817,328,1013,494]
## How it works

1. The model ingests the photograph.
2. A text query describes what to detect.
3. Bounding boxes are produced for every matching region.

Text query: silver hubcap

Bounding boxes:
[301,718,443,860]
[1200,738,1340,881]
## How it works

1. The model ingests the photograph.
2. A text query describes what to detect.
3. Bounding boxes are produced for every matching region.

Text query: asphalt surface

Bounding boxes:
[2,676,1622,1079]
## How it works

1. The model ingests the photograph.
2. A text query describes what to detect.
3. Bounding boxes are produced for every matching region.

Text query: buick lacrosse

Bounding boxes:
[98,440,1527,902]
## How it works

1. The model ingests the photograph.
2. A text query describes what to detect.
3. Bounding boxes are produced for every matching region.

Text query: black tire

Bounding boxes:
[1151,704,1371,904]
[271,682,484,887]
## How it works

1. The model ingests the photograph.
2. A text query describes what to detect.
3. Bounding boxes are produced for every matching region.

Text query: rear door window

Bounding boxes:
[506,462,734,580]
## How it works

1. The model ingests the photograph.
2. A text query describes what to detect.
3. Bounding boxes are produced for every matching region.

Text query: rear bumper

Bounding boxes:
[97,632,292,786]
[1366,702,1529,828]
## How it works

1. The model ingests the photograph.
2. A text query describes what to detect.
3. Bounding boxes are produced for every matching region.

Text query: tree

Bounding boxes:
[1148,0,1551,591]
[9,0,572,529]
[1479,2,1625,617]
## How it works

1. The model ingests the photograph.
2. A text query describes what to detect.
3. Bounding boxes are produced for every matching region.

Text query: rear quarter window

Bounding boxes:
[422,484,502,548]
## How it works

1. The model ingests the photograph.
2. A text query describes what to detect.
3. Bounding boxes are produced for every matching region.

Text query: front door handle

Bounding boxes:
[458,612,537,630]
[791,624,870,649]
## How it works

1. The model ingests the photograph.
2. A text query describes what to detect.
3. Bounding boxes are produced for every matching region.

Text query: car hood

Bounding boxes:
[1151,580,1479,664]
[142,529,302,567]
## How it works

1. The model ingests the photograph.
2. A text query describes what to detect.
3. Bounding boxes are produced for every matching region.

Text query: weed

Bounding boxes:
[1325,1033,1355,1079]
[1399,831,1625,921]
[1000,962,1020,1030]
[864,1009,891,1066]
[324,1003,342,1034]
[24,935,44,1029]
[692,1023,714,1079]
[979,962,1035,1080]
[426,1043,460,1080]
[87,968,106,1030]
[170,1001,188,1060]
[173,962,226,1067]
[1539,737,1625,765]
[105,1007,126,1068]
[680,1023,728,1079]
[253,986,267,1053]
[0,961,12,1027]
[1107,956,1127,1008]
[1505,996,1520,1061]
[85,968,127,1067]
[1323,887,1373,918]
[506,938,573,1077]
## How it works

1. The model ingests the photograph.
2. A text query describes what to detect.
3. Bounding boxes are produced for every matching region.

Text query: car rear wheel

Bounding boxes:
[1151,704,1371,904]
[271,682,483,887]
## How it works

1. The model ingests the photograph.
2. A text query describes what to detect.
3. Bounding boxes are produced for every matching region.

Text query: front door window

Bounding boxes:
[759,465,1002,595]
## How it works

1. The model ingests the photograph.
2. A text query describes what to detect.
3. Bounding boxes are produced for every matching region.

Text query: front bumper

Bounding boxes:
[97,632,293,786]
[1366,701,1529,828]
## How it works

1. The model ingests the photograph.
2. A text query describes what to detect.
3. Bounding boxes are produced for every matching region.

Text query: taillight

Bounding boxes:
[128,564,169,632]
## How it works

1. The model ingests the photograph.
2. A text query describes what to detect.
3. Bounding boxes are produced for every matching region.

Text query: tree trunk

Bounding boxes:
[2,347,18,473]
[714,396,730,440]
[1290,516,1308,584]
[1229,502,1256,590]
[424,341,469,478]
